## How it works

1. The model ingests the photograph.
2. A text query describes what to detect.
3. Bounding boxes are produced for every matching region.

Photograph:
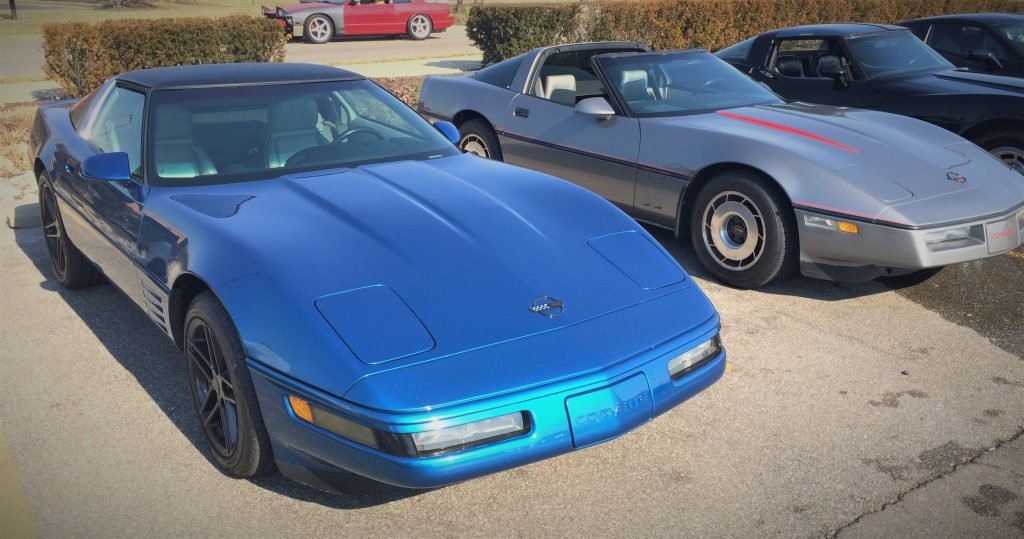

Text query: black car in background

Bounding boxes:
[716,24,1024,174]
[898,13,1024,78]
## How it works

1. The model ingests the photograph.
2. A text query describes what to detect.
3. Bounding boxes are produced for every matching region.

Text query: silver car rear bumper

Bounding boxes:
[796,206,1024,281]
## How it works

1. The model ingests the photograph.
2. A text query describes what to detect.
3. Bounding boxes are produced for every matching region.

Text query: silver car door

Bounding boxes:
[499,92,640,211]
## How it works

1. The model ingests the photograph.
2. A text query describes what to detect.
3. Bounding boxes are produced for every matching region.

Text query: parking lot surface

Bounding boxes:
[1,220,1022,537]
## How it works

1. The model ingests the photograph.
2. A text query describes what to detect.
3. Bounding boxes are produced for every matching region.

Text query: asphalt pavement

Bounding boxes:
[1,218,1022,538]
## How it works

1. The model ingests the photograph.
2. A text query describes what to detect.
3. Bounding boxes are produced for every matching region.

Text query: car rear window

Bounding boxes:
[715,37,755,60]
[471,55,524,89]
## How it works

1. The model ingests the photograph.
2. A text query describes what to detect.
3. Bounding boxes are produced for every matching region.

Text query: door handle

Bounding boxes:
[514,107,530,118]
[63,162,76,175]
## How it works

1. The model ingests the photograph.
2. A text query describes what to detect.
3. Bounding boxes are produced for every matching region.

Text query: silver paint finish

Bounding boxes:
[419,44,1024,279]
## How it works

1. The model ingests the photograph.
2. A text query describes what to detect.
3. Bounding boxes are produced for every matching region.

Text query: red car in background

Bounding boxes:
[262,0,454,44]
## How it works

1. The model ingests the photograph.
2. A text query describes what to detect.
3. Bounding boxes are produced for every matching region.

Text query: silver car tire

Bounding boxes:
[689,170,797,288]
[407,14,432,40]
[304,15,334,44]
[457,118,503,161]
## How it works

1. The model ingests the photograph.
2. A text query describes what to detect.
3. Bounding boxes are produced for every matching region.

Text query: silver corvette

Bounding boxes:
[418,42,1024,288]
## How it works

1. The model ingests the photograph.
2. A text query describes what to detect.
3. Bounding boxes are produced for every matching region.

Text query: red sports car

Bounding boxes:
[262,0,455,44]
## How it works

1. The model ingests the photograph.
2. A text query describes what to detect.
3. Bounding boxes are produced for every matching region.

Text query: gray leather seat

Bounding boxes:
[618,69,654,103]
[544,74,577,106]
[153,105,217,179]
[266,98,328,168]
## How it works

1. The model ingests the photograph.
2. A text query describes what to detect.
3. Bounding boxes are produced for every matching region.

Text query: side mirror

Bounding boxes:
[574,97,615,121]
[968,49,1003,71]
[433,121,460,145]
[81,152,131,182]
[819,65,849,89]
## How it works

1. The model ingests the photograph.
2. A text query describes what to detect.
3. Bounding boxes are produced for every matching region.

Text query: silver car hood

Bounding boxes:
[645,102,1024,226]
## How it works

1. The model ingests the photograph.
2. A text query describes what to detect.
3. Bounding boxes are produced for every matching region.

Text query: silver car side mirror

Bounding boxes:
[574,97,616,121]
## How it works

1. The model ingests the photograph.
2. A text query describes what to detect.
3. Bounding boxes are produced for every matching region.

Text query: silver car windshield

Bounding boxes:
[846,30,954,79]
[597,51,782,118]
[147,80,459,186]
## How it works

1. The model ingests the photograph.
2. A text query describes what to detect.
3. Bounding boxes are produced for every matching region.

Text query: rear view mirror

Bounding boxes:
[81,152,131,182]
[574,97,615,121]
[968,49,1003,71]
[819,65,849,89]
[433,121,460,145]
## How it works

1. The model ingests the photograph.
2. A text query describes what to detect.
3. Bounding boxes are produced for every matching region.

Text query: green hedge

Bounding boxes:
[42,16,288,98]
[467,0,1024,64]
[466,4,582,65]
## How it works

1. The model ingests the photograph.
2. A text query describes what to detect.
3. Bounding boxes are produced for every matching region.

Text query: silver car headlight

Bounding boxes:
[411,412,528,457]
[668,335,722,380]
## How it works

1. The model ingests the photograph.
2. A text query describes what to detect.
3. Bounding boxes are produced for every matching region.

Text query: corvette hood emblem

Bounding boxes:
[947,171,967,183]
[529,296,564,318]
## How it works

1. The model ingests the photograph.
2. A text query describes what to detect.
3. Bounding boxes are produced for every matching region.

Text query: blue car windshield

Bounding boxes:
[147,80,459,185]
[846,30,953,78]
[596,51,782,118]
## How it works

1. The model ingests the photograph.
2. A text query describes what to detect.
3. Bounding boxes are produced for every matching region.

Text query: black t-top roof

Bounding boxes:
[117,63,363,90]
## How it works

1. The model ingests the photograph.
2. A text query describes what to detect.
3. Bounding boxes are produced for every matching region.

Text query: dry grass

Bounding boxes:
[375,75,427,107]
[0,75,426,179]
[0,104,36,177]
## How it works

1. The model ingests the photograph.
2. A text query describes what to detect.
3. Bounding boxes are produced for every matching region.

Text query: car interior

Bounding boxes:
[595,53,781,116]
[151,85,450,181]
[770,39,855,79]
[529,48,630,106]
[926,23,1010,61]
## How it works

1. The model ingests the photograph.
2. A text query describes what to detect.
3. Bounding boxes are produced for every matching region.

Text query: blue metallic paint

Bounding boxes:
[81,151,131,182]
[29,70,725,489]
[432,120,460,145]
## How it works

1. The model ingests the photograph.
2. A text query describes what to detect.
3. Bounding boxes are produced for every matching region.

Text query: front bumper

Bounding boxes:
[796,206,1024,281]
[248,316,724,490]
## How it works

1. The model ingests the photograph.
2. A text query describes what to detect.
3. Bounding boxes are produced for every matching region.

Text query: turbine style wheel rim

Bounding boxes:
[40,187,66,280]
[460,134,489,158]
[702,190,766,271]
[186,319,239,460]
[992,146,1024,175]
[308,18,330,41]
[410,15,430,38]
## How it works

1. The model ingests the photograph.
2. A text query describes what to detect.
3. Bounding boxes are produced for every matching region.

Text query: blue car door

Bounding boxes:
[59,84,148,307]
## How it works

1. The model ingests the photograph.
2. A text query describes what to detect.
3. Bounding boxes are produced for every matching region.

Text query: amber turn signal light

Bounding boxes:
[288,395,314,423]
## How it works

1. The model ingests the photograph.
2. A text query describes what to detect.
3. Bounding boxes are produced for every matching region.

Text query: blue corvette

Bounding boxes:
[29,63,725,490]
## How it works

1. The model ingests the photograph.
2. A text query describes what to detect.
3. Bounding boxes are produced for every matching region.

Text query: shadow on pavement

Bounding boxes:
[646,226,1024,358]
[12,227,424,509]
[290,34,442,45]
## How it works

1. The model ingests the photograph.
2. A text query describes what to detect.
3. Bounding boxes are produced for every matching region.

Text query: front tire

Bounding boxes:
[407,14,432,40]
[689,170,797,288]
[304,15,334,44]
[37,173,103,289]
[457,118,503,161]
[185,292,273,478]
[975,129,1024,175]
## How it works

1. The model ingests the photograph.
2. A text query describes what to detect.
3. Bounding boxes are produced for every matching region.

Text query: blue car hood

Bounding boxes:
[163,155,707,409]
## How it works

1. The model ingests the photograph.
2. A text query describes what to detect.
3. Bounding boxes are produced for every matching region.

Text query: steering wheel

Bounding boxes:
[337,128,385,143]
